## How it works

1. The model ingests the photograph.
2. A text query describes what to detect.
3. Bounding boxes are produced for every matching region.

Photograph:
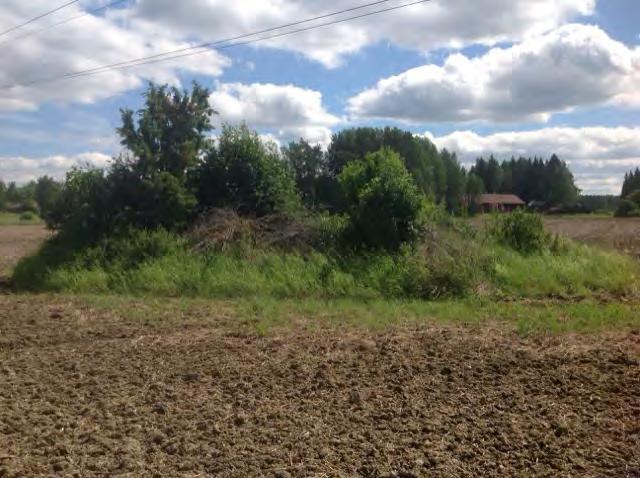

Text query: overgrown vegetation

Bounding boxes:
[10,82,640,304]
[615,170,640,217]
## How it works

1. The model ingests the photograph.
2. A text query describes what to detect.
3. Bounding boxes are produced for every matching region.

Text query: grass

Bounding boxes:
[0,211,43,225]
[12,226,640,301]
[73,293,640,336]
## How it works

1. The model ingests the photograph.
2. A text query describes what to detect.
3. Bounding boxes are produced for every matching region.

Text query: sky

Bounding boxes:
[0,0,638,194]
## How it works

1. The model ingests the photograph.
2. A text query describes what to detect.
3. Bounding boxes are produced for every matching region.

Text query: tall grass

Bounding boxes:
[12,227,640,301]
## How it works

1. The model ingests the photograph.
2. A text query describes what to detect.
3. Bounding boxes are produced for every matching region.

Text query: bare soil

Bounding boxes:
[0,223,638,477]
[0,295,638,477]
[0,224,50,277]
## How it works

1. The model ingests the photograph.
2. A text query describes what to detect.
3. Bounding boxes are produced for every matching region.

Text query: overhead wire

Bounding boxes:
[4,0,431,89]
[0,0,130,47]
[0,0,82,38]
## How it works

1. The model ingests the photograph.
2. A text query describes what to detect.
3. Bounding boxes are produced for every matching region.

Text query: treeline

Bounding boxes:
[4,83,590,244]
[0,177,61,215]
[469,155,579,206]
[616,168,640,217]
[285,127,467,214]
[621,169,640,199]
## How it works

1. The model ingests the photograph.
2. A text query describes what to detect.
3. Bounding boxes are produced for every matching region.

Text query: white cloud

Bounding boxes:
[130,0,594,68]
[0,0,597,111]
[0,152,112,183]
[0,1,230,112]
[349,24,640,123]
[210,82,339,147]
[424,126,640,194]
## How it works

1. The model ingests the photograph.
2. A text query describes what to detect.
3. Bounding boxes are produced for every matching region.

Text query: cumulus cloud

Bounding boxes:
[349,24,640,123]
[0,152,112,183]
[0,1,229,112]
[210,82,340,147]
[130,0,594,68]
[0,0,597,111]
[424,127,640,194]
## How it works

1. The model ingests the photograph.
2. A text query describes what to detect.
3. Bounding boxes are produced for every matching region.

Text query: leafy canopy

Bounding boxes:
[339,147,425,251]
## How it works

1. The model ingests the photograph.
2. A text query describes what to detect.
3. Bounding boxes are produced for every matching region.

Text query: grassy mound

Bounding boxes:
[12,217,639,301]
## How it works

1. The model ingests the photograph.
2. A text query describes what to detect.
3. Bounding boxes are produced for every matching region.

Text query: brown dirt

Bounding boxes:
[0,295,638,477]
[0,225,50,277]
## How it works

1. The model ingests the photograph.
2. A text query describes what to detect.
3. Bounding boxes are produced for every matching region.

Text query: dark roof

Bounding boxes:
[477,194,525,205]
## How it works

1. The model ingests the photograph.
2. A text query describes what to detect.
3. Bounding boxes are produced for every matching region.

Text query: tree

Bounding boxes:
[117,82,215,179]
[465,173,485,214]
[469,154,579,206]
[6,182,20,203]
[621,168,640,199]
[544,154,579,205]
[339,148,425,251]
[441,149,466,214]
[0,180,6,211]
[194,124,300,216]
[35,176,62,220]
[282,139,324,208]
[325,127,456,207]
[48,83,216,239]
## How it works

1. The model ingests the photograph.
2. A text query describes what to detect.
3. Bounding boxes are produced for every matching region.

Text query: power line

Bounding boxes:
[5,0,431,89]
[0,0,130,47]
[69,0,432,79]
[0,0,81,38]
[53,0,397,80]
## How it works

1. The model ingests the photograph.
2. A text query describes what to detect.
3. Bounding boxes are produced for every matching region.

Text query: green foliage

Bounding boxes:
[621,168,640,199]
[471,154,579,207]
[339,148,426,251]
[117,82,215,179]
[490,243,638,298]
[13,224,638,301]
[0,180,6,211]
[282,139,324,208]
[626,189,640,206]
[614,199,640,218]
[326,127,462,209]
[19,211,36,221]
[45,167,111,240]
[489,210,551,254]
[193,124,300,216]
[34,176,62,220]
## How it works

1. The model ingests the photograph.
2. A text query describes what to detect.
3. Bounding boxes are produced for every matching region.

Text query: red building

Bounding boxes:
[476,194,525,213]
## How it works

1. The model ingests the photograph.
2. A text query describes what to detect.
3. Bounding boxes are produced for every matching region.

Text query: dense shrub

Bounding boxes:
[339,148,426,251]
[19,211,36,221]
[193,124,300,216]
[615,198,640,218]
[490,210,550,254]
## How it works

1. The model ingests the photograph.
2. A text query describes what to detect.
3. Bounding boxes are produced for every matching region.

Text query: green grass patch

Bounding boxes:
[12,227,640,302]
[74,293,640,336]
[0,211,43,225]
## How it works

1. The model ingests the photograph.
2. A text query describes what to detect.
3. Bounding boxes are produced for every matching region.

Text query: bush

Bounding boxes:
[19,211,36,221]
[193,124,300,216]
[615,198,640,218]
[490,210,550,254]
[339,148,426,251]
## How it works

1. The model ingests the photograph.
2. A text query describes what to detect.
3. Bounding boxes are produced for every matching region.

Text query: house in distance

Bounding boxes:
[476,194,526,213]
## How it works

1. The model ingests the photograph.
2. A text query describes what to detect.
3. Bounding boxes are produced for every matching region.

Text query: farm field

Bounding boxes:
[0,220,639,477]
[543,216,640,258]
[468,216,640,258]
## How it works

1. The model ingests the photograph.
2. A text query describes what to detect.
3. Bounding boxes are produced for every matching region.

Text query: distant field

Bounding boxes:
[0,212,43,226]
[470,215,640,259]
[543,216,640,258]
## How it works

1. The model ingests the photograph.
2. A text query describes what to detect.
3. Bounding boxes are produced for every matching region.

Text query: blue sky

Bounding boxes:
[0,0,638,193]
